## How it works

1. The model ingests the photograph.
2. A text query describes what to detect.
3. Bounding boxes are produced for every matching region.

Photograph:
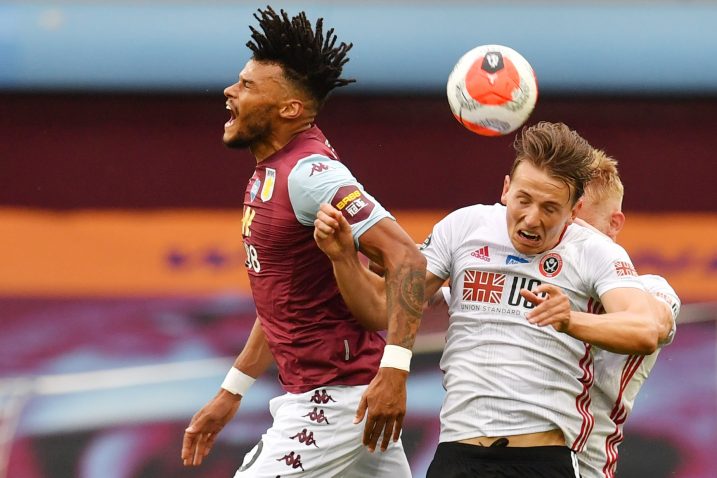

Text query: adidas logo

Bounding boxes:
[471,246,490,262]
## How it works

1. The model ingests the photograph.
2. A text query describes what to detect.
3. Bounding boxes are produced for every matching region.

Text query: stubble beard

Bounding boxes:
[224,106,274,151]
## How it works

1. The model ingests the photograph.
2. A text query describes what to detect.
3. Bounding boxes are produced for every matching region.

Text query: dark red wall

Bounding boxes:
[2,93,715,211]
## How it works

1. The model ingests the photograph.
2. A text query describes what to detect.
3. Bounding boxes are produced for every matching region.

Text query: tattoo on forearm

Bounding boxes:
[386,265,425,349]
[400,270,425,318]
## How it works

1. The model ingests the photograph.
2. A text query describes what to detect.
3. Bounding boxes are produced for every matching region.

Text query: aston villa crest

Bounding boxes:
[261,168,276,202]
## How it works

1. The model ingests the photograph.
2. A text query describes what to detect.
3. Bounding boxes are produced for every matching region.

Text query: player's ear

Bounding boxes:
[279,99,304,120]
[567,198,583,224]
[500,175,511,205]
[609,210,625,239]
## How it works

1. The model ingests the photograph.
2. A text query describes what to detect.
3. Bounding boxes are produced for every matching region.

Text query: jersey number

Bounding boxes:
[244,243,261,272]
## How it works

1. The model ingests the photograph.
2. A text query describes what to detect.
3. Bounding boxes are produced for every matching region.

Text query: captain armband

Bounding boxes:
[379,345,412,372]
[221,367,256,397]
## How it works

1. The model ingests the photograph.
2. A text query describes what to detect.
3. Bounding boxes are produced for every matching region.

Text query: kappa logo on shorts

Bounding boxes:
[276,451,305,471]
[539,253,563,278]
[309,389,336,404]
[290,428,319,448]
[303,407,330,424]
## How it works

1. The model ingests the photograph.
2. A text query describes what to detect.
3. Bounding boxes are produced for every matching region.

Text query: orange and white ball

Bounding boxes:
[447,44,538,136]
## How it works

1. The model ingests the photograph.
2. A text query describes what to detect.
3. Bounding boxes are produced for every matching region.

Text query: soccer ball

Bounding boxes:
[447,44,538,136]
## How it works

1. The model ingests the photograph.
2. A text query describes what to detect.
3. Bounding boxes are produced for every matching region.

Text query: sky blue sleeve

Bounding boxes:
[287,155,394,248]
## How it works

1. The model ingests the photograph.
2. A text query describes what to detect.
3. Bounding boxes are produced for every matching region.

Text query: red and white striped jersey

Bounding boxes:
[421,203,644,450]
[579,275,680,478]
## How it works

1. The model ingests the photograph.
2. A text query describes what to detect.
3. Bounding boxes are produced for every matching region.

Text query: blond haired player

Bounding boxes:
[314,122,663,477]
[577,150,680,478]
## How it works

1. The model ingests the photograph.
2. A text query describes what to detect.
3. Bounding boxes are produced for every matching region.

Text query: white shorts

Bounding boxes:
[234,384,412,478]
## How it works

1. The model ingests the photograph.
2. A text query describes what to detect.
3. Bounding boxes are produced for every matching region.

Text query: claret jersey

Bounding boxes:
[421,203,645,451]
[241,126,392,393]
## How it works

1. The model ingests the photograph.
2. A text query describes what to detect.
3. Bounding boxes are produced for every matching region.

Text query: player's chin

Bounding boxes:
[223,132,251,149]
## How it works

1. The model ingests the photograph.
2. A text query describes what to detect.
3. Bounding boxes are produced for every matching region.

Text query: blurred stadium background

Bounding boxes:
[1,1,716,477]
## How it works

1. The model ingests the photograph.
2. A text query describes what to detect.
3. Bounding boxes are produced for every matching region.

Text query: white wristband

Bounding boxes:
[379,345,412,372]
[221,367,256,396]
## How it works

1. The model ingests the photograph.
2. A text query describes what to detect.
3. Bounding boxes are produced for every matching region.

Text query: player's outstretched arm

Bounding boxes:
[314,203,388,330]
[352,211,427,453]
[181,318,274,466]
[522,284,659,354]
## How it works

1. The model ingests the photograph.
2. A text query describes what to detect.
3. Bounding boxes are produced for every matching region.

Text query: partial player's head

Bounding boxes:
[223,6,355,150]
[579,149,625,241]
[501,122,594,255]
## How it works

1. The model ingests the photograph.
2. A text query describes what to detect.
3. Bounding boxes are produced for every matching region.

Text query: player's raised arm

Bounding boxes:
[315,204,446,330]
[182,318,273,466]
[315,202,428,452]
[314,203,388,331]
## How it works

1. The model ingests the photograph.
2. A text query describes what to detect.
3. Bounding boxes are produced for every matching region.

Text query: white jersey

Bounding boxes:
[421,204,644,451]
[580,275,680,478]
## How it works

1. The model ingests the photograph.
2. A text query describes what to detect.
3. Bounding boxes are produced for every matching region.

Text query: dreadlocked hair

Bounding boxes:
[246,6,355,106]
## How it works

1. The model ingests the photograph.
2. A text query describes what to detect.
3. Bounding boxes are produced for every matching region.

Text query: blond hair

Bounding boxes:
[585,149,624,206]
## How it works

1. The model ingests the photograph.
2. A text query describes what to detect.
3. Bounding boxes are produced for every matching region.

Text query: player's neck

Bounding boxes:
[251,121,314,163]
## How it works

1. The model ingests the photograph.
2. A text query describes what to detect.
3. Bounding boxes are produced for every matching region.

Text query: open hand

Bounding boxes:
[354,367,408,452]
[181,390,241,466]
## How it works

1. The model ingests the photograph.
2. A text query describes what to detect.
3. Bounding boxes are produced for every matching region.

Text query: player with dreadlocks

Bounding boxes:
[181,6,423,477]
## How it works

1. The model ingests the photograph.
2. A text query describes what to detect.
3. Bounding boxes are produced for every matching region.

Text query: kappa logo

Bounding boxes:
[539,253,563,278]
[471,246,490,262]
[309,162,329,176]
[462,269,505,304]
[303,407,330,424]
[614,261,638,277]
[260,168,275,202]
[290,428,319,448]
[309,389,336,404]
[276,451,305,471]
